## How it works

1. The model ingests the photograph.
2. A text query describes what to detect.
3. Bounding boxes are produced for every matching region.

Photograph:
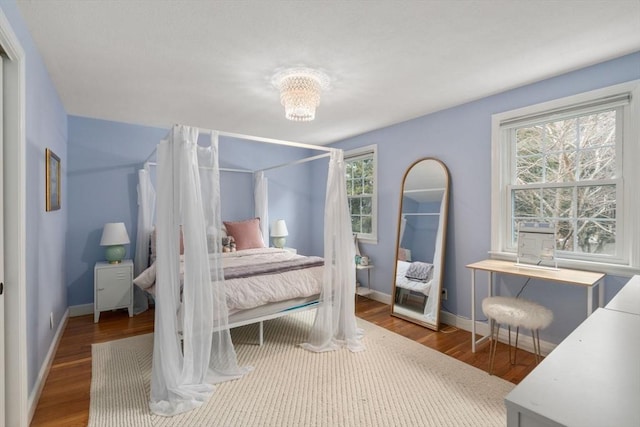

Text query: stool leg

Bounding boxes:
[507,325,511,360]
[509,326,520,365]
[532,329,542,364]
[488,319,494,374]
[507,325,512,364]
[488,320,500,375]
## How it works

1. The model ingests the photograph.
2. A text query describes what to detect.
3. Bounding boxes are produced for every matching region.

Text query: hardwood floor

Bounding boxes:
[30,309,155,427]
[30,298,538,426]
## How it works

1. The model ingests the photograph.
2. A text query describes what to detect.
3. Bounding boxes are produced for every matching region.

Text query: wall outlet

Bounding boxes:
[49,312,54,329]
[441,288,448,300]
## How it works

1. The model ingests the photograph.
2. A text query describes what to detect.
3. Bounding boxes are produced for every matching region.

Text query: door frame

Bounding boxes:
[0,8,28,427]
[0,53,4,425]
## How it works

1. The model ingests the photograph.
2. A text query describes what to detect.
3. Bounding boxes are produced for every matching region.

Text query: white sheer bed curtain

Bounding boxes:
[302,149,365,353]
[133,165,156,314]
[254,171,268,245]
[134,165,155,276]
[150,126,249,417]
[399,215,407,248]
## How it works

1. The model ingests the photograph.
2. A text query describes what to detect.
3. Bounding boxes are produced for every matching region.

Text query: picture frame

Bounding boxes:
[45,148,61,211]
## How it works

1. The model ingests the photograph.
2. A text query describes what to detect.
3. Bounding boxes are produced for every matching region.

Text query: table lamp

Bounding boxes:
[271,219,289,249]
[100,222,130,264]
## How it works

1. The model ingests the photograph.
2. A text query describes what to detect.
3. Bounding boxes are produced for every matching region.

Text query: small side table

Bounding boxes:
[94,259,133,323]
[355,264,374,297]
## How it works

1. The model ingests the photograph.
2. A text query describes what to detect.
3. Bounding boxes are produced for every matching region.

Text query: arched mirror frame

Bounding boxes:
[390,157,450,331]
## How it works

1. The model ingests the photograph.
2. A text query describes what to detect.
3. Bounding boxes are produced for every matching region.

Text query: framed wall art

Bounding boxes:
[46,148,61,211]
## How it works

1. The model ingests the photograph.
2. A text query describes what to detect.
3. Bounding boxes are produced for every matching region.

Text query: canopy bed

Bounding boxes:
[135,125,363,416]
[134,245,325,346]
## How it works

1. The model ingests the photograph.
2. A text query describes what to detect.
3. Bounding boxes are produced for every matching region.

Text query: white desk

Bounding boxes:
[505,307,640,427]
[504,275,640,426]
[605,274,640,315]
[466,259,605,352]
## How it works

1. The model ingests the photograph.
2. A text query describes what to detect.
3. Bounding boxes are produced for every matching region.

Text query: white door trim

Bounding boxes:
[0,8,28,427]
[0,53,5,425]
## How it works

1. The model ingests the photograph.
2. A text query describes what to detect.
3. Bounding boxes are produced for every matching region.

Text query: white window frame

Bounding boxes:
[345,144,378,243]
[491,81,640,275]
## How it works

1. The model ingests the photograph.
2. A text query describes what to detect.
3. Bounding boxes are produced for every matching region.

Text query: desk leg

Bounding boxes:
[488,271,493,298]
[598,279,604,308]
[471,269,476,353]
[586,280,605,317]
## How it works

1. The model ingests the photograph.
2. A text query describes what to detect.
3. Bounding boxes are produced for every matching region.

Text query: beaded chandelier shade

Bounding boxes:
[272,67,330,121]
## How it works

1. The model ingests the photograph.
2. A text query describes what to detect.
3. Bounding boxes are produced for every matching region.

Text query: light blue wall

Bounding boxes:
[216,135,316,254]
[66,117,315,306]
[399,197,441,263]
[66,117,167,306]
[320,51,640,345]
[405,213,438,263]
[0,0,68,395]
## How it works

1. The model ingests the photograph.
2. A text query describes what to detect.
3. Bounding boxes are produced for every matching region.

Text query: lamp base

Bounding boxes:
[273,237,286,249]
[105,245,125,264]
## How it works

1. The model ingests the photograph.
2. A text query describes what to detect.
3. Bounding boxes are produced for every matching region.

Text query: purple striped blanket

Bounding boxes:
[224,256,324,280]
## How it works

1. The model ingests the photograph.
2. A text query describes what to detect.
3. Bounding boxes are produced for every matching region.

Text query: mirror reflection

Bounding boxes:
[391,158,449,331]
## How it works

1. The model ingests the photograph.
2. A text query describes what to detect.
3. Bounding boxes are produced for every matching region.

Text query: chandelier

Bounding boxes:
[272,67,330,121]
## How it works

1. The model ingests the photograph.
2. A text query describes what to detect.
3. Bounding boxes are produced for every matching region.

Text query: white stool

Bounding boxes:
[482,296,553,375]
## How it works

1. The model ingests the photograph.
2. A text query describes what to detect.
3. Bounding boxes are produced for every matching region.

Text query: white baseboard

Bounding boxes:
[358,289,391,305]
[28,308,69,424]
[69,303,93,317]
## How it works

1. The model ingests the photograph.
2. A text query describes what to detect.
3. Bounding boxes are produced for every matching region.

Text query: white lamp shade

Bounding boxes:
[271,219,288,237]
[100,222,130,246]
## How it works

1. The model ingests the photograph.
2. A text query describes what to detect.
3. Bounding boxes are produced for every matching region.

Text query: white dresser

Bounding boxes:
[505,275,640,427]
[94,259,134,323]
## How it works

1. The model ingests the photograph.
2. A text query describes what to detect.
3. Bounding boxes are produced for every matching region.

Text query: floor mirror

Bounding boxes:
[391,158,450,331]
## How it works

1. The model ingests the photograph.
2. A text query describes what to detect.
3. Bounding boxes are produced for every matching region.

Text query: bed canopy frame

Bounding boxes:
[137,125,363,417]
[138,131,332,257]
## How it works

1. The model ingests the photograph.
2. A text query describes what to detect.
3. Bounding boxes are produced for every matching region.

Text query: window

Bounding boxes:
[346,145,377,242]
[491,81,640,274]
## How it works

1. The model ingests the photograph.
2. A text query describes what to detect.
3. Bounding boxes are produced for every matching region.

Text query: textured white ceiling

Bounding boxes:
[16,0,640,144]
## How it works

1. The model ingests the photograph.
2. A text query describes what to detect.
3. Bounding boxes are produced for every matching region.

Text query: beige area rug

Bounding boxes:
[89,311,513,426]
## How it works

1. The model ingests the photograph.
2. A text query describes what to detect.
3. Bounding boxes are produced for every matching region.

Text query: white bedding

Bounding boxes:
[395,260,433,295]
[134,247,323,314]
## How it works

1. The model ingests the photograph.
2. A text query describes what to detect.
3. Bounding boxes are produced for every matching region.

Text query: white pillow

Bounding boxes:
[133,263,156,290]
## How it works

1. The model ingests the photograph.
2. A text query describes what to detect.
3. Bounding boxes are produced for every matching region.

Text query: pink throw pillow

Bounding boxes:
[223,218,265,250]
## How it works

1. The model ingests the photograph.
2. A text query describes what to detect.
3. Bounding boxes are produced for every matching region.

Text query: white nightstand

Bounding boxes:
[355,264,374,297]
[94,259,133,323]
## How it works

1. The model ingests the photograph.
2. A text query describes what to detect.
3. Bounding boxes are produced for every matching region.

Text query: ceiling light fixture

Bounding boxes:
[272,67,330,121]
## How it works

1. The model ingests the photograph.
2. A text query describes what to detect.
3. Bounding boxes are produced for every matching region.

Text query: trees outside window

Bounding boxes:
[512,110,618,256]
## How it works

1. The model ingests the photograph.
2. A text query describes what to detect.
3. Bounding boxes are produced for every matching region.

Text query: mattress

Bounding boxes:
[134,247,324,314]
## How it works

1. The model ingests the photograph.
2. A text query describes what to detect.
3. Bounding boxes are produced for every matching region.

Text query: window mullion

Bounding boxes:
[510,179,619,191]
